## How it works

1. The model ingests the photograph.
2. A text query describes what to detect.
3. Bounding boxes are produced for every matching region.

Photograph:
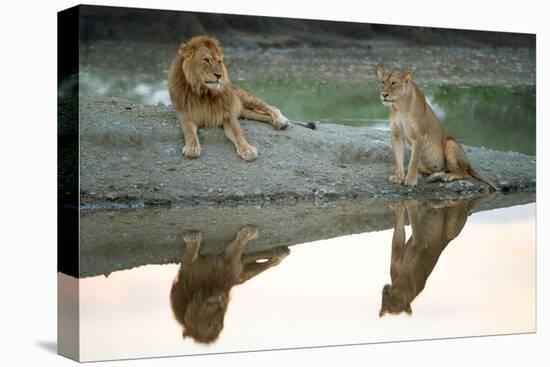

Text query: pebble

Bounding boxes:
[105,192,118,200]
[162,148,177,158]
[315,188,328,198]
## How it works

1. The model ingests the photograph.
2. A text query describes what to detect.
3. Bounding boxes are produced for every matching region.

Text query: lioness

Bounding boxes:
[170,226,290,344]
[168,36,289,161]
[376,67,497,189]
[379,196,489,317]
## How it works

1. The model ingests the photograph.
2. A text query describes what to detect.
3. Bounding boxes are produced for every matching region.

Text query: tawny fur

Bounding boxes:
[168,36,289,161]
[379,196,490,317]
[170,226,289,344]
[376,67,497,189]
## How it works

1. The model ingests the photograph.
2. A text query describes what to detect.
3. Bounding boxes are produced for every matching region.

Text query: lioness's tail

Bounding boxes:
[467,166,499,191]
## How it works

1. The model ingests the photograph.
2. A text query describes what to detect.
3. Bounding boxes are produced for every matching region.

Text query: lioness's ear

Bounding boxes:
[377,66,385,81]
[379,308,387,318]
[403,71,413,84]
[405,304,412,315]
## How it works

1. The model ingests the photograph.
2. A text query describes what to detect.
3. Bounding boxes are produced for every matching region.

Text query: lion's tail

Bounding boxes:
[467,166,499,191]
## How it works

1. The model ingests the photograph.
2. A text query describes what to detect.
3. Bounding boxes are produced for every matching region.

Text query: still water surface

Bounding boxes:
[76,202,535,361]
[77,42,536,156]
[79,68,536,156]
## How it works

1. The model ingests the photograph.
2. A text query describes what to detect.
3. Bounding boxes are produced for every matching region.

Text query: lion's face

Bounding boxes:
[179,36,229,94]
[376,67,412,106]
[182,291,229,344]
[379,284,412,317]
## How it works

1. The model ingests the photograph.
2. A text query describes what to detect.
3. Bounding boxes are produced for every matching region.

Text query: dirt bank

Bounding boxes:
[78,96,535,208]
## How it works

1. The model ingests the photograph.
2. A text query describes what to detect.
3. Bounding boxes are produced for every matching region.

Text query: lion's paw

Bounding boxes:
[389,201,405,212]
[404,176,418,187]
[270,107,289,130]
[183,144,201,159]
[428,172,445,182]
[237,144,258,162]
[389,173,404,184]
[238,225,259,241]
[274,246,290,259]
[183,230,202,244]
[275,116,289,130]
[277,121,289,130]
[253,248,289,267]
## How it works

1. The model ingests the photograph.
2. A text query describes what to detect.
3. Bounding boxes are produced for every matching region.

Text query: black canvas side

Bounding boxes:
[58,5,79,278]
[57,4,80,362]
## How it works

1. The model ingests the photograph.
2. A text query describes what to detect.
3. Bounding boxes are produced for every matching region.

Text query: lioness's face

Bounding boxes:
[379,284,412,317]
[181,42,228,92]
[376,67,412,106]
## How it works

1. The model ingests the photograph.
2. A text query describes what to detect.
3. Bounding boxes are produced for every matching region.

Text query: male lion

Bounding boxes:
[378,196,490,317]
[376,67,497,189]
[170,226,290,344]
[168,36,289,161]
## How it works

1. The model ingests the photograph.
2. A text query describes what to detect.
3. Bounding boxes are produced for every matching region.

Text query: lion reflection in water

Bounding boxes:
[379,196,489,317]
[170,225,289,343]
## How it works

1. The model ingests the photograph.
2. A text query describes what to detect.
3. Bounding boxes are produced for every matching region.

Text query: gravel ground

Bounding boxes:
[77,96,535,208]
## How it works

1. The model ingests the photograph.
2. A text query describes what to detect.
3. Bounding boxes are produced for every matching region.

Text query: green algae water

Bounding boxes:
[78,44,535,156]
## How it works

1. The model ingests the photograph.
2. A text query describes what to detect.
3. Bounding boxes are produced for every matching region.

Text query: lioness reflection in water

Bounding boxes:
[170,225,290,343]
[379,196,490,317]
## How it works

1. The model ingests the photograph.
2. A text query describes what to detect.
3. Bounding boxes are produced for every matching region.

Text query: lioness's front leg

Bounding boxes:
[179,115,201,159]
[390,121,405,184]
[405,200,426,249]
[223,117,258,161]
[390,202,406,278]
[405,137,422,187]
